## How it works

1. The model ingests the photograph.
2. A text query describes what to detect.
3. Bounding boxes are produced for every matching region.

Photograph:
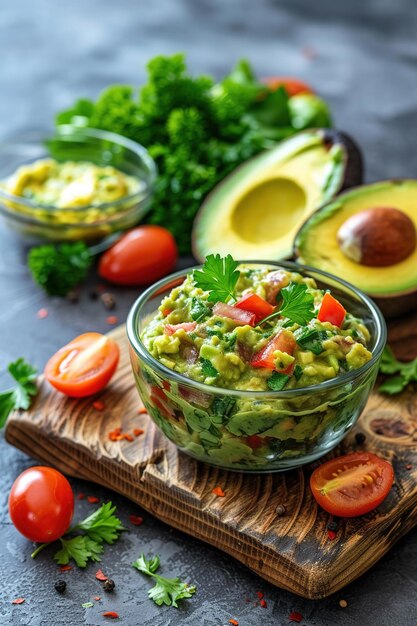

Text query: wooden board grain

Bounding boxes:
[5,314,417,599]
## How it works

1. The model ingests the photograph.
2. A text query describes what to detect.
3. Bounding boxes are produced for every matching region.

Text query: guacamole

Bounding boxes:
[3,158,140,209]
[133,263,377,471]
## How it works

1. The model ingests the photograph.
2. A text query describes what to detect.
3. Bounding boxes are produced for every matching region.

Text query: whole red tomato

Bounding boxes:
[99,225,178,286]
[9,466,74,542]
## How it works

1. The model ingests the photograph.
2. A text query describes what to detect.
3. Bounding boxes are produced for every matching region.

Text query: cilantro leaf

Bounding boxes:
[0,358,37,428]
[200,358,218,378]
[257,282,315,327]
[267,372,290,391]
[54,536,103,568]
[378,346,417,395]
[295,328,328,355]
[294,364,303,381]
[133,554,196,608]
[193,254,240,303]
[73,501,125,544]
[190,297,211,322]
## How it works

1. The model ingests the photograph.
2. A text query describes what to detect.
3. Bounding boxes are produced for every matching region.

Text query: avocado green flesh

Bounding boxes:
[138,264,373,469]
[192,131,345,261]
[295,180,417,296]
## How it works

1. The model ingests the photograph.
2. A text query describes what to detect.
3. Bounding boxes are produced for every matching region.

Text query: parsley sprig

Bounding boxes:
[0,358,37,428]
[133,554,196,607]
[379,346,417,395]
[193,254,240,303]
[31,501,124,567]
[258,282,315,326]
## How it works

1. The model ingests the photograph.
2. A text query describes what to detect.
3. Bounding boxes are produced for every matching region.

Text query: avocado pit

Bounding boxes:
[337,206,416,267]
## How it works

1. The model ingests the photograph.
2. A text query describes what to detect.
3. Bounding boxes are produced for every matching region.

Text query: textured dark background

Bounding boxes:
[1,1,417,624]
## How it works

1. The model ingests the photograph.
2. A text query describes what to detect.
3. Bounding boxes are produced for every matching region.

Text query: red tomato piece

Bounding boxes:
[264,270,291,304]
[44,333,119,398]
[213,302,256,326]
[251,331,296,370]
[310,452,394,517]
[262,76,314,97]
[164,322,197,336]
[246,435,265,449]
[317,293,346,327]
[98,225,178,286]
[235,293,275,324]
[9,467,74,543]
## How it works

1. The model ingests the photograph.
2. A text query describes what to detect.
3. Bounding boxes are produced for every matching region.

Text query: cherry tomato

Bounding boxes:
[262,76,314,97]
[251,331,296,370]
[45,332,119,398]
[9,466,74,542]
[317,293,346,327]
[235,293,275,324]
[310,452,394,517]
[99,226,178,286]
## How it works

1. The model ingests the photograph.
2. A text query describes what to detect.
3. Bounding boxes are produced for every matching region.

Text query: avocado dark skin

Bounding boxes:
[322,129,364,192]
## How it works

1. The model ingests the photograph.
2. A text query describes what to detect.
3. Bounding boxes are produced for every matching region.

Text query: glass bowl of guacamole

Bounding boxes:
[127,261,386,472]
[0,126,156,241]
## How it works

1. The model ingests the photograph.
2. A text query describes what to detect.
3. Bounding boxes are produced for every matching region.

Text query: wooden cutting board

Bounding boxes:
[5,315,417,600]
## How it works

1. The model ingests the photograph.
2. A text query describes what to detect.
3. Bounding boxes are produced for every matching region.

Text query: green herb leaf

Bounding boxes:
[258,282,316,327]
[73,501,125,544]
[296,328,328,355]
[378,346,417,395]
[211,396,236,418]
[54,536,103,568]
[192,254,240,303]
[132,554,196,608]
[267,372,290,391]
[82,602,94,609]
[28,242,92,297]
[190,297,210,322]
[294,364,303,381]
[200,358,218,378]
[0,358,37,428]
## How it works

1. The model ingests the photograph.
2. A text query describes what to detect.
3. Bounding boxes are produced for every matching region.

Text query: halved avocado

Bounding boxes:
[294,180,417,318]
[192,129,362,262]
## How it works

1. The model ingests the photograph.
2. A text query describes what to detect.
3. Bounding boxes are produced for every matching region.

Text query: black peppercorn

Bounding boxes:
[100,292,116,310]
[103,578,115,592]
[55,580,67,593]
[355,432,366,445]
[327,518,339,533]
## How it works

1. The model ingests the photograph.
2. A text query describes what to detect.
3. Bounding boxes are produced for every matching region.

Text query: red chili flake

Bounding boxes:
[327,529,337,541]
[257,591,264,600]
[229,620,239,626]
[106,315,118,325]
[212,486,226,497]
[138,407,148,414]
[289,611,303,622]
[129,515,144,526]
[60,565,73,572]
[133,428,144,437]
[11,598,25,604]
[94,596,101,601]
[260,599,267,608]
[245,597,251,603]
[37,308,48,319]
[122,433,134,442]
[88,496,100,504]
[102,612,119,619]
[162,308,172,316]
[95,569,108,581]
[93,400,105,411]
[77,493,85,500]
[108,427,122,441]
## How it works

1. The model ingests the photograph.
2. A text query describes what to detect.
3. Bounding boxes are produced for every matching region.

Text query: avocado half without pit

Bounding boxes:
[192,129,363,262]
[294,180,417,318]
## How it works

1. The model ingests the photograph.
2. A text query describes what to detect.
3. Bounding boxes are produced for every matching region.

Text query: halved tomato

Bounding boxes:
[45,332,120,398]
[310,452,394,517]
[251,330,296,370]
[235,293,275,324]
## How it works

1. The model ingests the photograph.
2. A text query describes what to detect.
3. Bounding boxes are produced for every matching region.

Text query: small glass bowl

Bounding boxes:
[0,126,156,242]
[127,261,386,472]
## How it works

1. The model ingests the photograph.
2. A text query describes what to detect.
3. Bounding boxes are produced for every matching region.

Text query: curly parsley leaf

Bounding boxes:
[379,346,417,395]
[132,554,196,608]
[258,282,315,327]
[72,501,125,544]
[0,358,37,428]
[193,254,240,303]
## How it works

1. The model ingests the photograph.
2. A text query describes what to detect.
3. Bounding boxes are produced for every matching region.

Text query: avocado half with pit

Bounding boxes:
[294,180,417,318]
[192,129,362,262]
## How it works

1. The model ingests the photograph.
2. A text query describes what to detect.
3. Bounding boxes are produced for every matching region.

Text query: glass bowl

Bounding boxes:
[127,261,386,472]
[0,126,156,242]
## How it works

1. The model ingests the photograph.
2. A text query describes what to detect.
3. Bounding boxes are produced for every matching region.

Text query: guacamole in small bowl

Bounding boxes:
[127,259,386,472]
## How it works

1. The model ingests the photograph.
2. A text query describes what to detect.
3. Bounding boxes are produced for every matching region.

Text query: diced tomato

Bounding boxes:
[246,435,265,449]
[164,322,197,335]
[150,385,168,402]
[251,331,296,370]
[235,293,275,324]
[265,270,291,304]
[213,302,256,326]
[317,293,346,327]
[149,392,175,420]
[179,385,212,408]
